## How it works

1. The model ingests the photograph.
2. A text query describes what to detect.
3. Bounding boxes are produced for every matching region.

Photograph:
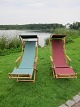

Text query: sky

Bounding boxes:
[0,0,80,25]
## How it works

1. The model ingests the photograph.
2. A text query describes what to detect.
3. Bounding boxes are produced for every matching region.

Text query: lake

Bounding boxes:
[0,30,51,47]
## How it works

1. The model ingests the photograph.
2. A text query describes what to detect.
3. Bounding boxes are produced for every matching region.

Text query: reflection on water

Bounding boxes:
[0,30,51,47]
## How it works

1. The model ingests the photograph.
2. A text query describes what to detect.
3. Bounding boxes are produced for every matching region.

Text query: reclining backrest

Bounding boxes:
[52,39,68,68]
[19,41,36,69]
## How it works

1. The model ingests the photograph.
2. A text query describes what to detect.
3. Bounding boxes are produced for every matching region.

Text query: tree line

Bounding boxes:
[69,22,80,30]
[0,23,64,31]
[0,22,79,30]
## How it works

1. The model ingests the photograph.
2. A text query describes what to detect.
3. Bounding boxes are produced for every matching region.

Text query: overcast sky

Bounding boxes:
[0,0,80,25]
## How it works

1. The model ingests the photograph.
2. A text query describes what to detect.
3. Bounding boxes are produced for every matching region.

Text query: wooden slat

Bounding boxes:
[15,56,22,63]
[17,79,35,82]
[50,56,53,62]
[56,74,77,78]
[66,55,72,61]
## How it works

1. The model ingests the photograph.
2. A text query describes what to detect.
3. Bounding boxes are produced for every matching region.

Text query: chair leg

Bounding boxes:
[33,70,36,82]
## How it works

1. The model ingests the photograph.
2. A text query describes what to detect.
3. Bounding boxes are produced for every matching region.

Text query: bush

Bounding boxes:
[53,28,80,43]
[0,36,21,56]
[8,37,21,49]
[45,38,50,46]
[0,36,8,50]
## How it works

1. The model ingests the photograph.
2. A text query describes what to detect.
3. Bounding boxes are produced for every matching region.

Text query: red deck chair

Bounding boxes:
[50,34,77,78]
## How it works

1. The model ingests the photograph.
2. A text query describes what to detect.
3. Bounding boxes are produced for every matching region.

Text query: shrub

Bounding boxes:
[0,36,8,49]
[45,38,50,46]
[0,36,21,56]
[8,37,21,49]
[53,28,80,43]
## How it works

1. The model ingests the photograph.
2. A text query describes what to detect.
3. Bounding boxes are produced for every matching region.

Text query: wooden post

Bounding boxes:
[36,38,38,58]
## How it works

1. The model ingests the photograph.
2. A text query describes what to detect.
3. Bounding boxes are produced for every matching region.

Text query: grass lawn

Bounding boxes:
[0,37,80,107]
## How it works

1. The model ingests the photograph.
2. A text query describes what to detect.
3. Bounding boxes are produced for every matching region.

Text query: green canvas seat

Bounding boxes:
[12,68,33,76]
[19,41,36,69]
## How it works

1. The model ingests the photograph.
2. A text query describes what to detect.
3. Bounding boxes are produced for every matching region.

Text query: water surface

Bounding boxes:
[0,30,51,47]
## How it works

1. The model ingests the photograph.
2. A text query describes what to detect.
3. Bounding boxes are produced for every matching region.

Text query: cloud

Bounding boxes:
[0,0,80,24]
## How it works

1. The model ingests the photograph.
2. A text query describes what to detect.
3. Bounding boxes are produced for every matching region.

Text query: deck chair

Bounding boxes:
[50,34,77,78]
[9,35,38,82]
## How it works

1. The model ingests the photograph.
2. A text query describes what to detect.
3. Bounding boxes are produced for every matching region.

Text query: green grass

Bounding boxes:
[0,37,80,107]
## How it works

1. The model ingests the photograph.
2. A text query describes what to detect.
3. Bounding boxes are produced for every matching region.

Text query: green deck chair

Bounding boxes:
[9,35,38,82]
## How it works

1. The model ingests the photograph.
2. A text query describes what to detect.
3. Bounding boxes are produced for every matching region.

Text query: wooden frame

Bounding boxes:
[9,69,36,82]
[50,34,77,78]
[9,36,38,82]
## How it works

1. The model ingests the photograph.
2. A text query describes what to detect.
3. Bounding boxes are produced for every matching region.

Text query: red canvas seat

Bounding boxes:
[50,34,77,78]
[52,39,68,68]
[55,68,76,78]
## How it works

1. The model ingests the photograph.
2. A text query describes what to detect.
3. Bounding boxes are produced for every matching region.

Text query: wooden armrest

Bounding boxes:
[35,57,38,63]
[50,56,53,62]
[15,56,22,63]
[34,57,38,70]
[66,55,72,62]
